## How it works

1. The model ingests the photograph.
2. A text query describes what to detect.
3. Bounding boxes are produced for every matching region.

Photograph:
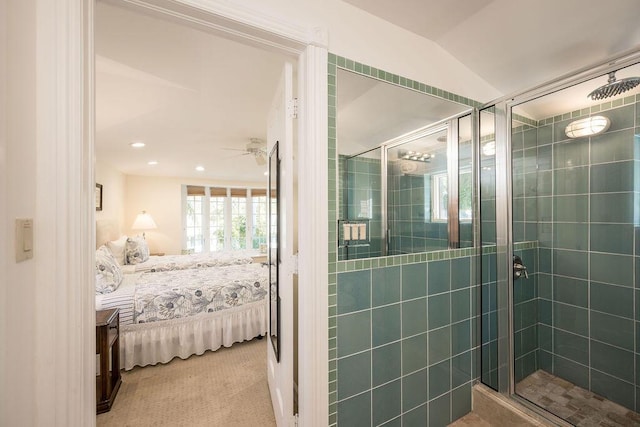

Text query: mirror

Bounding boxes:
[268,142,280,361]
[336,67,473,260]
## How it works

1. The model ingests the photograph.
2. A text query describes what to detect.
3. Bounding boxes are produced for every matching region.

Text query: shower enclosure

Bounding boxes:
[481,51,640,425]
[332,51,640,426]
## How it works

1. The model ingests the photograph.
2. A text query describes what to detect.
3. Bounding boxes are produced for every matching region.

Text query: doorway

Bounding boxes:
[89,2,324,426]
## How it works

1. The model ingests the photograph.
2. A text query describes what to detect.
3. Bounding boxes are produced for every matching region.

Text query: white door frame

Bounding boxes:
[38,0,328,425]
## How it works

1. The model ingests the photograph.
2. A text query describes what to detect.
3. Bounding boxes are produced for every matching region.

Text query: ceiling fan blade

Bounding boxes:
[220,147,247,152]
[221,152,251,160]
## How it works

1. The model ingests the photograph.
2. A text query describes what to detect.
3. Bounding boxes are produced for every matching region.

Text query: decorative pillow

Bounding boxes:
[95,245,123,294]
[106,235,128,265]
[125,236,150,265]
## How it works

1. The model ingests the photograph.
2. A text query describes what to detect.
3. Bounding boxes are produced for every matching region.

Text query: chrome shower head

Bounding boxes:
[588,71,640,101]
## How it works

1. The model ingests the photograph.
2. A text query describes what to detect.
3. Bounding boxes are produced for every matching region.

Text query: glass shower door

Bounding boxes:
[509,61,640,425]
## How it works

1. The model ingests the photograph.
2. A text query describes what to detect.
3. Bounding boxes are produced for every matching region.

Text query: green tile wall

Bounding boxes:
[328,53,481,426]
[339,154,383,260]
[525,99,640,412]
[335,252,477,426]
[388,171,448,255]
[511,124,541,383]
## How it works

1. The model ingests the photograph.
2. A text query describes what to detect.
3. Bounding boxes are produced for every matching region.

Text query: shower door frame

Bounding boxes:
[483,47,640,423]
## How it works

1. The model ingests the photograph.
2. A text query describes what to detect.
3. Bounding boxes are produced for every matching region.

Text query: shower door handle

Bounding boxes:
[513,255,528,280]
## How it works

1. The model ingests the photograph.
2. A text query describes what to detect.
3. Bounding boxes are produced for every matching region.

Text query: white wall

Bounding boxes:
[213,0,502,102]
[95,159,125,243]
[2,1,37,425]
[124,174,265,255]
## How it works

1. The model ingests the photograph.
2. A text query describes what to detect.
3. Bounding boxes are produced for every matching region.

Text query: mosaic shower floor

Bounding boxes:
[517,370,640,426]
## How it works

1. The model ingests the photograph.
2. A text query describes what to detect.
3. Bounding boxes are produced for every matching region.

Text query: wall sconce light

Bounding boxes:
[131,210,157,238]
[565,116,610,139]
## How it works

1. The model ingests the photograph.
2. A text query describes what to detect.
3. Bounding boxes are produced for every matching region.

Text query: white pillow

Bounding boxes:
[125,236,150,265]
[95,245,123,294]
[106,235,128,265]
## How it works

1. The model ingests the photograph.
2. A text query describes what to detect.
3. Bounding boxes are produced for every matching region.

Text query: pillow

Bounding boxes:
[106,235,128,265]
[125,236,150,265]
[95,245,123,294]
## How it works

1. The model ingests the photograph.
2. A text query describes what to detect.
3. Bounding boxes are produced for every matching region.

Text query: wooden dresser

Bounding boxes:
[96,308,121,414]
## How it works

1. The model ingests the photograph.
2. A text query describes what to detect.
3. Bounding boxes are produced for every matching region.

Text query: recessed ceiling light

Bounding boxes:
[263,171,268,176]
[148,161,158,166]
[130,141,145,148]
[195,166,205,172]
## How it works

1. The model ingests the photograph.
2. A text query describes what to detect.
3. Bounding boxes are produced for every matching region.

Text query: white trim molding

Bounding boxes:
[297,45,329,426]
[34,0,95,425]
[0,0,8,421]
[104,0,328,54]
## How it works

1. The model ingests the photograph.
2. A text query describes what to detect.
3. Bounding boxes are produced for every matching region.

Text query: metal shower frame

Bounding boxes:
[479,46,640,424]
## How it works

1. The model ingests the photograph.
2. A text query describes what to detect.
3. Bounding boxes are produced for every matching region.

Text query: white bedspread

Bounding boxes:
[96,263,269,370]
[134,263,268,323]
[127,250,259,274]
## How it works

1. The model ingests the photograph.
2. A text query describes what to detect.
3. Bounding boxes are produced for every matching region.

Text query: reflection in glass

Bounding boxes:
[387,127,449,254]
[338,148,382,260]
[458,114,473,248]
[479,107,498,390]
[336,67,473,260]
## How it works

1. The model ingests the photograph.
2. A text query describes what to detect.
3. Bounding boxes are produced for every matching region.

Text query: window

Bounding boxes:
[431,172,448,222]
[209,192,225,251]
[185,186,205,252]
[430,170,472,222]
[183,186,266,253]
[251,191,268,249]
[230,189,247,250]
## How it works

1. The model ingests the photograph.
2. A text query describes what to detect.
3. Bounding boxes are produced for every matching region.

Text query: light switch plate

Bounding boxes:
[15,218,34,262]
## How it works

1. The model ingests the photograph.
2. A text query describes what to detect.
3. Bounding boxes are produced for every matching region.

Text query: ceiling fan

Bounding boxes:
[221,138,267,166]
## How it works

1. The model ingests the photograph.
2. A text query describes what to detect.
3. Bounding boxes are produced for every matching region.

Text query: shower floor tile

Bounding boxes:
[517,370,640,427]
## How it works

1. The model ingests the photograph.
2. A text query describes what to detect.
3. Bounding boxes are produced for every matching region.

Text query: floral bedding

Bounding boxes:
[133,263,268,324]
[132,251,255,273]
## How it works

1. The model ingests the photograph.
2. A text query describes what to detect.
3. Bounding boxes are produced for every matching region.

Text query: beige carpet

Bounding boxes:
[97,338,276,427]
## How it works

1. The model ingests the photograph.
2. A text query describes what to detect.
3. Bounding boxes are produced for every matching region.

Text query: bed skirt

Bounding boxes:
[120,299,268,370]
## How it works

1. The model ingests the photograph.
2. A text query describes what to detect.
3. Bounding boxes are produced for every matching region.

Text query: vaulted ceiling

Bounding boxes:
[96,0,640,182]
[343,0,640,96]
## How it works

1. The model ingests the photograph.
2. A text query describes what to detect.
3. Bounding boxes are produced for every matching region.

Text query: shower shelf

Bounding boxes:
[337,219,370,247]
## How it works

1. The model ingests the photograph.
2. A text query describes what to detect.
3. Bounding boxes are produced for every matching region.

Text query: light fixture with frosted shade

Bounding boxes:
[131,210,157,238]
[482,141,496,156]
[565,116,610,139]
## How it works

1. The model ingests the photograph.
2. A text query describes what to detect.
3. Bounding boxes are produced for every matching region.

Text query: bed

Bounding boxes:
[96,261,269,370]
[121,249,261,274]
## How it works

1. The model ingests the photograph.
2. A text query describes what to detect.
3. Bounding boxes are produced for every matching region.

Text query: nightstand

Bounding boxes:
[96,308,121,414]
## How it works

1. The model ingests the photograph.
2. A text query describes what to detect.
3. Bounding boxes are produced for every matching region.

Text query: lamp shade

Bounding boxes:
[131,211,157,231]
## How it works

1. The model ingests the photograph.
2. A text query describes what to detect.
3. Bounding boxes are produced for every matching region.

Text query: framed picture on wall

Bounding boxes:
[95,183,103,211]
